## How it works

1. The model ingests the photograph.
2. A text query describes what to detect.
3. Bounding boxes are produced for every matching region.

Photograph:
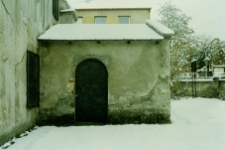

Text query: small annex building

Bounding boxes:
[38,20,174,124]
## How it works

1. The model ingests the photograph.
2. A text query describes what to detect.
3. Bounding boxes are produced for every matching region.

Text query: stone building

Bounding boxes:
[0,0,173,146]
[0,0,76,145]
[38,20,174,124]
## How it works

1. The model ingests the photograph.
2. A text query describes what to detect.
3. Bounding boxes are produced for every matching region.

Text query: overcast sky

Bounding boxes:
[68,0,225,41]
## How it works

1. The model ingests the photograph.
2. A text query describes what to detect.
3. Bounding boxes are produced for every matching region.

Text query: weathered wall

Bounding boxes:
[0,0,55,145]
[39,40,171,125]
[175,80,225,100]
[174,81,218,98]
[76,9,150,24]
[219,81,225,100]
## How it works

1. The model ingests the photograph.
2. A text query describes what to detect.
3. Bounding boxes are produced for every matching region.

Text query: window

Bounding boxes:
[27,51,40,108]
[95,17,106,24]
[75,17,83,24]
[118,16,130,24]
[52,0,59,20]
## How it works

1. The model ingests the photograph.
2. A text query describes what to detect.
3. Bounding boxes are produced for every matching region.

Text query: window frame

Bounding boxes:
[118,16,130,24]
[75,17,83,24]
[95,16,107,24]
[26,51,40,108]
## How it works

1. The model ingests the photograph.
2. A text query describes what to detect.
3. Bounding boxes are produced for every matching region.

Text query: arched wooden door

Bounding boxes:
[75,59,108,123]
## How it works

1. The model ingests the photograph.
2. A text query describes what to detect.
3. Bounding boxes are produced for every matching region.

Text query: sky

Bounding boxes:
[67,0,225,41]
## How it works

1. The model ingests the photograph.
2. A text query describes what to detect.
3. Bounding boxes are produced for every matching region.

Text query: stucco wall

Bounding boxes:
[76,9,150,24]
[39,40,171,124]
[0,0,55,145]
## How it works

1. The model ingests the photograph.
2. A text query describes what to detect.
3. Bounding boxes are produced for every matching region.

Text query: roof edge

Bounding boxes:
[146,20,174,36]
[75,7,151,10]
[38,24,164,41]
[38,39,163,41]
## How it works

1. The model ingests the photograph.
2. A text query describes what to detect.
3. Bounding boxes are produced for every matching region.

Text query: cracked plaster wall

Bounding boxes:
[0,0,55,145]
[39,40,171,124]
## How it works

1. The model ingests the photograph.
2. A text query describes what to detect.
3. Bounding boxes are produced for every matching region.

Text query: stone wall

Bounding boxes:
[174,79,225,100]
[219,81,225,100]
[0,0,55,145]
[39,40,171,125]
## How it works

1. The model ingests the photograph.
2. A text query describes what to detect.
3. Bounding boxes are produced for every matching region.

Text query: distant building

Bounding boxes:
[212,65,225,79]
[72,1,151,24]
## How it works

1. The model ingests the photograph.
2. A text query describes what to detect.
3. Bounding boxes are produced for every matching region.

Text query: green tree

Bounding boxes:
[158,2,197,81]
[193,38,225,71]
[211,39,225,65]
[158,2,196,80]
[158,2,225,98]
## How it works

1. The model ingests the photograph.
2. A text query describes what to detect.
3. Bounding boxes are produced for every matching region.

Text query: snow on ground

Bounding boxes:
[1,97,225,150]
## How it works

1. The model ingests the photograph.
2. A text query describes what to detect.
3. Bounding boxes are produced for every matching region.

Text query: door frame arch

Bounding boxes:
[74,56,109,123]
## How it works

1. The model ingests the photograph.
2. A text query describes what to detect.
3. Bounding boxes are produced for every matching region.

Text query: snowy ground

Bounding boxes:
[1,97,225,150]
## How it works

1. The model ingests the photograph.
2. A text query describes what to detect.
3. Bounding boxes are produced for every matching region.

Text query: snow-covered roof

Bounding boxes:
[38,24,164,41]
[67,0,151,10]
[146,20,174,36]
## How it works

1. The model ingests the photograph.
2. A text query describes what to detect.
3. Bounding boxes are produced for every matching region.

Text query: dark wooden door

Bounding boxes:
[75,59,108,123]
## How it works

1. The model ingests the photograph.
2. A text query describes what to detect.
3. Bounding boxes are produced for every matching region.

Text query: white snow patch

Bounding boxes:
[38,24,163,41]
[146,20,174,36]
[2,97,225,150]
[60,8,75,12]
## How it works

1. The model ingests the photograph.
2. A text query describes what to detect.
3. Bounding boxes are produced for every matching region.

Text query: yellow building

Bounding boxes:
[71,1,151,24]
[76,8,150,24]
